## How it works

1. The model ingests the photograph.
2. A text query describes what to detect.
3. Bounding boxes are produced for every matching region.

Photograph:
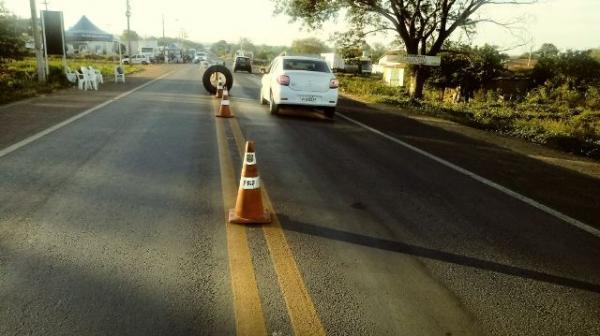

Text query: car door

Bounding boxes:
[261,59,278,101]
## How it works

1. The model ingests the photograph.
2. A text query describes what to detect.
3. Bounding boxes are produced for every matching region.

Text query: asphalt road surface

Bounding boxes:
[1,64,599,336]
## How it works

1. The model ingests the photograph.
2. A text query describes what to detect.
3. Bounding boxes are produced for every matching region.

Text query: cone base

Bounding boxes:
[228,208,271,224]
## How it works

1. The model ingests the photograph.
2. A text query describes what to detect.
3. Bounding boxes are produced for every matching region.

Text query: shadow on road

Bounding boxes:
[277,214,600,294]
[0,247,229,335]
[273,106,333,123]
[337,98,600,229]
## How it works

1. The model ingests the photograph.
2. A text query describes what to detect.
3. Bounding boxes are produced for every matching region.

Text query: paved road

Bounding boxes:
[1,64,599,335]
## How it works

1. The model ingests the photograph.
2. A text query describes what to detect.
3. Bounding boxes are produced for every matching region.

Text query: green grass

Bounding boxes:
[337,74,600,159]
[0,57,144,105]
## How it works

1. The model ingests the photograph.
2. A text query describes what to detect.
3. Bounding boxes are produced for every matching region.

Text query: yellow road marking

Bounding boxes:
[215,115,268,336]
[229,117,327,336]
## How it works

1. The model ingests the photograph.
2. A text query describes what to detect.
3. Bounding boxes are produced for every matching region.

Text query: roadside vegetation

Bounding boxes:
[0,58,143,105]
[1,4,143,105]
[338,45,600,159]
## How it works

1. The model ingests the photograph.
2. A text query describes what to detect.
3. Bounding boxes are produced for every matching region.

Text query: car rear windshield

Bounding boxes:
[236,58,250,65]
[283,59,330,72]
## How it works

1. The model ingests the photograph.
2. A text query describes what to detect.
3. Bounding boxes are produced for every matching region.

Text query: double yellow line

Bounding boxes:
[215,101,326,336]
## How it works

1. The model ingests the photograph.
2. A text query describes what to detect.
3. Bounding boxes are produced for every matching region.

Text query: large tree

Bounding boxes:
[275,0,536,98]
[0,2,29,64]
[290,37,330,55]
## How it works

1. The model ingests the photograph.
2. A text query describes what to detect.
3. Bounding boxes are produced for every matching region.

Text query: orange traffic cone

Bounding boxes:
[222,87,229,100]
[229,141,271,224]
[216,95,234,118]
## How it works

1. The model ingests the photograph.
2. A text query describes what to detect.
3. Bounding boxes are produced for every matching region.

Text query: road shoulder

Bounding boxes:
[337,95,600,229]
[0,64,177,151]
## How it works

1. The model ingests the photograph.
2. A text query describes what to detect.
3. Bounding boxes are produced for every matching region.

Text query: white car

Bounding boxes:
[122,54,150,65]
[193,53,207,64]
[260,56,339,118]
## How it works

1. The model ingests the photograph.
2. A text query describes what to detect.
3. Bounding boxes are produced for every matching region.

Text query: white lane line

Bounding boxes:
[337,112,600,239]
[0,71,174,159]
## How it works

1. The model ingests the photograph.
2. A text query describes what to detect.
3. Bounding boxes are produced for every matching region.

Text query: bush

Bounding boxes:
[338,72,600,159]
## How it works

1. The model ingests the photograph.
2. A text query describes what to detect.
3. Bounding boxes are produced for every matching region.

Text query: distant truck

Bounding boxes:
[140,47,158,63]
[321,52,345,72]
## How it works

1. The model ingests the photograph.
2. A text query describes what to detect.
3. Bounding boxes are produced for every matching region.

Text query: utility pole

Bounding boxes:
[125,0,131,56]
[162,14,165,61]
[29,0,46,83]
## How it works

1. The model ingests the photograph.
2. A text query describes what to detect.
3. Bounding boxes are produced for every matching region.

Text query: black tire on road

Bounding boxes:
[269,91,279,114]
[202,65,233,94]
[324,106,335,119]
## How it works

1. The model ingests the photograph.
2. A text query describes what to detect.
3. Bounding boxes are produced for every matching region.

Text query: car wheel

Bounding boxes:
[269,91,279,115]
[324,106,335,118]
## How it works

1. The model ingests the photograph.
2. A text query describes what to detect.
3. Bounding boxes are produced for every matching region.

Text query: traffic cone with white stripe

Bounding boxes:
[229,141,271,224]
[222,87,229,100]
[216,94,234,118]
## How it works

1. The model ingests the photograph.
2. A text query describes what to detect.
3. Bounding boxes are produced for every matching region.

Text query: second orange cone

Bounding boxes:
[216,94,234,118]
[229,141,271,224]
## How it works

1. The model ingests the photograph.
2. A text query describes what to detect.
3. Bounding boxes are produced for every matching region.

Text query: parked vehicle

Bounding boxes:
[260,56,338,118]
[233,56,252,73]
[140,47,158,63]
[321,52,345,72]
[193,52,208,64]
[123,54,150,65]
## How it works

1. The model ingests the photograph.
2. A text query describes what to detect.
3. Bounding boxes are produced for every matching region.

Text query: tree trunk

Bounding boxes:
[409,66,427,99]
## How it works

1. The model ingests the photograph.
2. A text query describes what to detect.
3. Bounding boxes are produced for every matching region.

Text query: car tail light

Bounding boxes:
[277,75,290,86]
[329,78,339,89]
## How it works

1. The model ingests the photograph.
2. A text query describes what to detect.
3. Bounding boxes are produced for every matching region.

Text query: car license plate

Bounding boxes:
[300,96,318,102]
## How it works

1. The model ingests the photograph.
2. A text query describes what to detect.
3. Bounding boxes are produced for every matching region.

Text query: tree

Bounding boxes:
[121,29,140,42]
[590,48,600,63]
[275,0,537,98]
[0,3,29,64]
[369,42,388,62]
[330,28,366,59]
[255,44,288,62]
[210,40,231,57]
[290,37,330,54]
[535,43,559,58]
[428,43,508,98]
[531,49,600,89]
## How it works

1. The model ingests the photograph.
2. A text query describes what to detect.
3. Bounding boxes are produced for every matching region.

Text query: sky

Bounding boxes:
[4,0,600,54]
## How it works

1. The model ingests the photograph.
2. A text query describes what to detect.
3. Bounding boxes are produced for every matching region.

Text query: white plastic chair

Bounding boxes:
[81,67,98,90]
[114,65,125,83]
[89,66,103,85]
[65,67,78,84]
[76,70,89,90]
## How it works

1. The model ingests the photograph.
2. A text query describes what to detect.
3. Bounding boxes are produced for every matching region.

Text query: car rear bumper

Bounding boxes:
[273,86,338,107]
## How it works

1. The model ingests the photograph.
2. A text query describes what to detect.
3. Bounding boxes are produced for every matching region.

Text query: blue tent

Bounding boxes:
[66,16,113,42]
